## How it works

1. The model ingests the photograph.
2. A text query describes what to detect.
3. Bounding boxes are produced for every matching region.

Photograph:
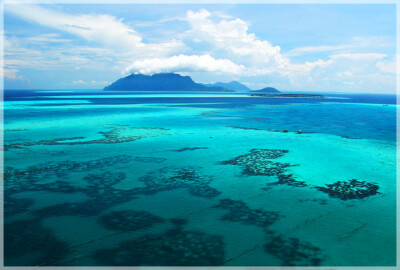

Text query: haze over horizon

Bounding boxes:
[3,4,397,93]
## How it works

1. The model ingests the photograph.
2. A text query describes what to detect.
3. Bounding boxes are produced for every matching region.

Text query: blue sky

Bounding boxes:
[3,4,397,93]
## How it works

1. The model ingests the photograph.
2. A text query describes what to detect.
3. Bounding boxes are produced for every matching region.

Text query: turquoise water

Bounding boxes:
[3,90,397,266]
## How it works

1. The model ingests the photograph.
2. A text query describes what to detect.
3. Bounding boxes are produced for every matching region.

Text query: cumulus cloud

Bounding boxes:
[184,9,289,75]
[126,54,244,75]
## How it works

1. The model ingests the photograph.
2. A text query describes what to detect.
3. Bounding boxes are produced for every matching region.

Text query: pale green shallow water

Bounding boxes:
[3,90,396,266]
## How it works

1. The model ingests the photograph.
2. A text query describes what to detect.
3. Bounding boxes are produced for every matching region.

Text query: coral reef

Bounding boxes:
[4,137,85,151]
[132,156,166,163]
[99,210,164,231]
[221,149,292,176]
[33,172,135,217]
[267,174,307,188]
[139,167,221,198]
[93,228,225,266]
[315,179,379,200]
[221,149,307,189]
[264,235,326,266]
[173,147,208,152]
[4,126,169,150]
[215,199,281,228]
[5,155,133,183]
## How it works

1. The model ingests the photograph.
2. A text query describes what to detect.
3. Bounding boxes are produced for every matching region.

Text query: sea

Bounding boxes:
[3,89,397,266]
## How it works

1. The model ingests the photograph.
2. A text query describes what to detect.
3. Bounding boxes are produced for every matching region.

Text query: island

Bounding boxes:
[104,73,233,92]
[250,87,280,93]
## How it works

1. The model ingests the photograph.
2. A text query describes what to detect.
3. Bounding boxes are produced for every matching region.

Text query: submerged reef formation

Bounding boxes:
[4,125,170,150]
[4,137,85,150]
[132,156,166,163]
[28,165,221,218]
[264,235,326,266]
[33,171,136,217]
[224,149,289,161]
[93,228,225,266]
[99,210,164,231]
[139,167,221,198]
[215,199,281,229]
[221,149,308,188]
[228,126,313,135]
[221,149,292,176]
[269,174,307,188]
[4,155,134,195]
[315,179,379,200]
[4,218,69,266]
[172,147,208,152]
[5,155,133,184]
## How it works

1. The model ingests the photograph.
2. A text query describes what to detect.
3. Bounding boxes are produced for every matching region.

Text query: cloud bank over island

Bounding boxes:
[3,4,396,93]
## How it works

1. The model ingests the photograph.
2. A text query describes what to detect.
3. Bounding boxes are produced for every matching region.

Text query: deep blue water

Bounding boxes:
[4,90,397,142]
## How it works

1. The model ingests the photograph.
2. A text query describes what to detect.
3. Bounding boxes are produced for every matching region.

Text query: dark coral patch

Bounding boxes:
[93,229,225,266]
[173,147,208,152]
[215,198,281,228]
[221,149,292,176]
[315,179,379,200]
[99,210,164,231]
[265,174,307,188]
[5,155,133,184]
[34,172,136,217]
[139,167,221,198]
[4,126,169,150]
[264,235,326,266]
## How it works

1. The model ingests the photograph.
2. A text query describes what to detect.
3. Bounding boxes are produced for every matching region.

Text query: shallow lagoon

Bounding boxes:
[3,90,396,266]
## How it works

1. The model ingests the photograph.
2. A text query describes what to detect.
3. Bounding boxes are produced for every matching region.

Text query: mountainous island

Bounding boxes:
[250,87,280,93]
[103,73,280,93]
[104,73,232,92]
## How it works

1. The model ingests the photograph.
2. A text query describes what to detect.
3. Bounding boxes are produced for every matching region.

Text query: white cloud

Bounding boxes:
[5,4,184,55]
[184,9,289,75]
[126,54,244,75]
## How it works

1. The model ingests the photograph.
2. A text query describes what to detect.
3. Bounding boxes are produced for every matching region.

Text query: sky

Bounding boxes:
[2,3,397,93]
